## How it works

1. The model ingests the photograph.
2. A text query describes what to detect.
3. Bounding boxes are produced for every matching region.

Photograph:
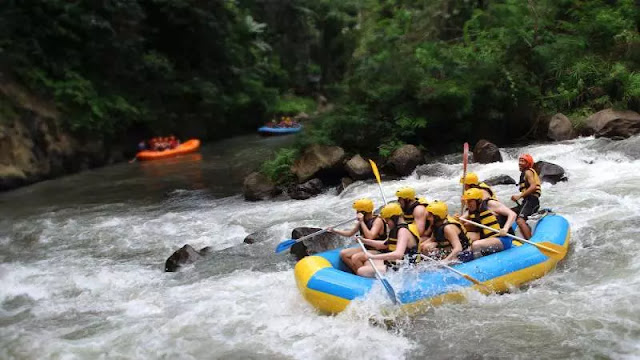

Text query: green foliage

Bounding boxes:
[271,96,316,115]
[261,147,299,184]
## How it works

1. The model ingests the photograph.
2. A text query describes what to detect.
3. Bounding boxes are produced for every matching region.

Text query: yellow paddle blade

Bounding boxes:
[369,159,382,184]
[536,241,567,261]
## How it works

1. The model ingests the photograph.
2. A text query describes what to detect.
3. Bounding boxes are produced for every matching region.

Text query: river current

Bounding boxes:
[1,135,639,359]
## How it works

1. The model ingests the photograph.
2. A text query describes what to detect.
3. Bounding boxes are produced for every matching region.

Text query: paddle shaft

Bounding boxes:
[355,236,397,304]
[422,255,487,288]
[296,217,355,243]
[369,160,388,205]
[460,142,469,214]
[458,217,561,255]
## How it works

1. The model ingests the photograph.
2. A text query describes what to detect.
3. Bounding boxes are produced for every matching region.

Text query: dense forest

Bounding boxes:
[2,0,639,161]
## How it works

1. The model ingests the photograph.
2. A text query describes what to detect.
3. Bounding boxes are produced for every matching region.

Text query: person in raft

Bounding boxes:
[460,172,497,200]
[460,188,517,258]
[328,198,387,273]
[356,203,421,277]
[510,154,541,239]
[395,187,430,238]
[419,201,473,263]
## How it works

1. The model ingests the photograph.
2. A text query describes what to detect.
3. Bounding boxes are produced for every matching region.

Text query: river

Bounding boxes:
[1,135,639,359]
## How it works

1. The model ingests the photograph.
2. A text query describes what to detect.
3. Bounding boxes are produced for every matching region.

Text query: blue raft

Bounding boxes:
[294,213,570,314]
[258,125,303,135]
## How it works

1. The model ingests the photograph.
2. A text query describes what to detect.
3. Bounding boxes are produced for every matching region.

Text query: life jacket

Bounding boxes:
[468,199,507,239]
[383,223,421,266]
[360,216,388,241]
[433,216,471,251]
[401,198,428,224]
[519,168,542,198]
[469,182,497,200]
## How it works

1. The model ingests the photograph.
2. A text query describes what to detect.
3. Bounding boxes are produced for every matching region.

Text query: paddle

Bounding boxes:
[368,159,387,205]
[458,218,566,261]
[421,255,491,292]
[460,142,469,214]
[274,218,355,253]
[355,236,398,304]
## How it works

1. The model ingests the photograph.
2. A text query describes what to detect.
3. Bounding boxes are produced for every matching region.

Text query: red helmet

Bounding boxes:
[519,154,534,169]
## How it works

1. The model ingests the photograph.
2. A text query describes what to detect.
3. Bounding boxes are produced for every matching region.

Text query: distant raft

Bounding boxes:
[257,124,303,135]
[136,139,201,161]
[294,213,570,315]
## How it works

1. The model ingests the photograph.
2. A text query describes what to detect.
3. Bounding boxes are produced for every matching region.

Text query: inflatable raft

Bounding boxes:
[136,139,200,161]
[257,125,302,135]
[294,213,570,315]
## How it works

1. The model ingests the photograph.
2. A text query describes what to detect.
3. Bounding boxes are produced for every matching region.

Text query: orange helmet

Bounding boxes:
[519,154,534,169]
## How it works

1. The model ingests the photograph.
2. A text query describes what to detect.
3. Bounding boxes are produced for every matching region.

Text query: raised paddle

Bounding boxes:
[421,255,491,292]
[458,218,566,261]
[460,142,469,214]
[368,159,387,205]
[274,218,355,253]
[355,236,398,304]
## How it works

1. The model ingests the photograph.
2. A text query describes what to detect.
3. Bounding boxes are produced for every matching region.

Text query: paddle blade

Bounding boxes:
[380,278,398,304]
[274,239,297,253]
[369,159,382,184]
[537,242,567,261]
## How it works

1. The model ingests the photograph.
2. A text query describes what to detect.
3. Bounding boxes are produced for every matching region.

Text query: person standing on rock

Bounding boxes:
[460,172,497,200]
[395,187,430,238]
[511,154,541,239]
[328,198,387,273]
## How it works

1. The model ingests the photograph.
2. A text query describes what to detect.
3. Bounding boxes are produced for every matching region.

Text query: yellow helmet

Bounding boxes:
[426,201,448,219]
[462,188,484,201]
[395,187,416,200]
[460,172,479,185]
[352,198,374,213]
[379,203,404,219]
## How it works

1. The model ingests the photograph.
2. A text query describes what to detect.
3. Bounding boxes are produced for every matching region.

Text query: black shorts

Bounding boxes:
[512,196,540,220]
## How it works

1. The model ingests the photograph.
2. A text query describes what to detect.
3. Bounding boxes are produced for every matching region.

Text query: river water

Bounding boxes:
[1,135,639,359]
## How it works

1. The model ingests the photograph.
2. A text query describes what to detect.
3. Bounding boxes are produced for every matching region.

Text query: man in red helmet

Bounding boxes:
[510,154,541,239]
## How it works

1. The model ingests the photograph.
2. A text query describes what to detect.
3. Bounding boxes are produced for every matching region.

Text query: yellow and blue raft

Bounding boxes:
[295,214,570,315]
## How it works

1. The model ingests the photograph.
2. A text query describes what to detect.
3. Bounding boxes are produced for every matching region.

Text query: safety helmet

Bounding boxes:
[426,201,448,219]
[519,154,534,169]
[380,203,404,219]
[352,198,374,213]
[395,187,416,200]
[460,172,479,185]
[462,188,484,201]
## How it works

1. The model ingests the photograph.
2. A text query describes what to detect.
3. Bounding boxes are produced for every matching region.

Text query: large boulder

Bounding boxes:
[344,154,372,180]
[287,178,325,200]
[388,144,424,176]
[533,161,567,184]
[484,175,516,186]
[473,140,503,164]
[164,244,212,272]
[291,144,346,184]
[243,172,281,201]
[585,109,640,138]
[289,226,350,261]
[548,113,575,141]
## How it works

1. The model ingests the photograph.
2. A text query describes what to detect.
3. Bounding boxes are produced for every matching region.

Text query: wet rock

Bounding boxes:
[291,144,346,184]
[473,139,503,164]
[289,226,350,261]
[344,154,372,180]
[164,244,211,272]
[533,161,567,184]
[548,113,575,141]
[585,109,640,138]
[243,172,281,201]
[484,175,517,186]
[388,145,424,176]
[336,177,354,195]
[415,163,455,178]
[243,230,270,244]
[287,178,324,200]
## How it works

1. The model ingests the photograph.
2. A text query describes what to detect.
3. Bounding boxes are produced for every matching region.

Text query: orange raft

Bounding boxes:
[136,139,201,161]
